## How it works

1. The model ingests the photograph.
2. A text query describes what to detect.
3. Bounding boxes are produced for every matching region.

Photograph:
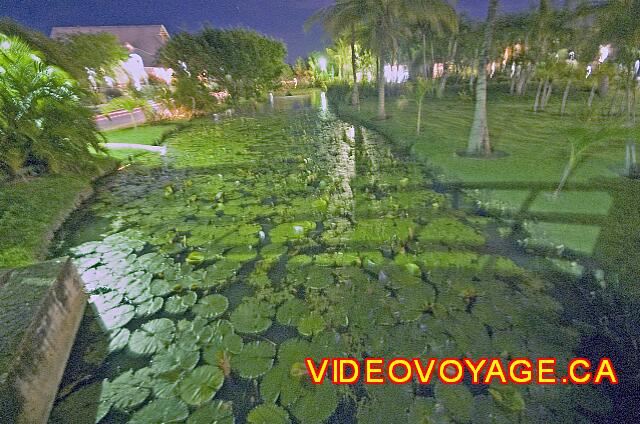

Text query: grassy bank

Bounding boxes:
[0,157,116,269]
[332,88,640,293]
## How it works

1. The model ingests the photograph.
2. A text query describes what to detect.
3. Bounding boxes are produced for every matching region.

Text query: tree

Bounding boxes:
[410,77,435,134]
[59,32,128,80]
[306,0,367,106]
[0,18,80,78]
[0,34,102,179]
[160,27,287,100]
[466,0,499,156]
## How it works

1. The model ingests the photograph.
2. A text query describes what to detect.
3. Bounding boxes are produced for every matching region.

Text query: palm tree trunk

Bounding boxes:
[467,0,498,157]
[350,27,359,106]
[561,79,571,116]
[542,80,553,110]
[416,98,423,134]
[626,140,637,177]
[588,83,596,108]
[422,32,428,77]
[534,79,544,112]
[377,53,386,119]
[438,38,457,98]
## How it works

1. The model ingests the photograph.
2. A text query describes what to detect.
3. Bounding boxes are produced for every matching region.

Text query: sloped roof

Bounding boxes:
[50,25,170,66]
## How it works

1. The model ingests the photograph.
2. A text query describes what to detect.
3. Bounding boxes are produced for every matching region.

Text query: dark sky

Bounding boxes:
[0,0,534,62]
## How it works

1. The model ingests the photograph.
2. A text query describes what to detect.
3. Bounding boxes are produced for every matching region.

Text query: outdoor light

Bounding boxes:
[318,56,328,72]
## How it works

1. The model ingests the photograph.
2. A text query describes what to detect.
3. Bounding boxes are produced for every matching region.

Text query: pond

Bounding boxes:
[49,95,583,423]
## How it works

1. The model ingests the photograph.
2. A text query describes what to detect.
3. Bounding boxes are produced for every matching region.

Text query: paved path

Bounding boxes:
[103,143,167,156]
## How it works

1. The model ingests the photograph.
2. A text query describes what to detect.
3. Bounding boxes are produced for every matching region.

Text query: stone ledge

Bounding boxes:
[0,258,87,424]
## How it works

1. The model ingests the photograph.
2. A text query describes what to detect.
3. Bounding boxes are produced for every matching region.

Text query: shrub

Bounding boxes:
[0,34,102,178]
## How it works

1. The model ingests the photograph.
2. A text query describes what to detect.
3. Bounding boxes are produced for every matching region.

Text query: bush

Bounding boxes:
[0,34,102,178]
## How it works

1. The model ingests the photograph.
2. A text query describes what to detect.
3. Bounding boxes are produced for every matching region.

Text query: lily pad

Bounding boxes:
[108,328,130,353]
[232,341,276,378]
[129,318,176,355]
[192,294,229,319]
[230,299,273,334]
[129,398,189,424]
[276,298,309,326]
[297,311,326,337]
[270,221,316,243]
[135,297,164,318]
[179,365,225,406]
[152,345,200,374]
[99,304,135,331]
[165,291,198,314]
[188,400,235,424]
[102,370,150,412]
[247,404,291,424]
[150,279,172,296]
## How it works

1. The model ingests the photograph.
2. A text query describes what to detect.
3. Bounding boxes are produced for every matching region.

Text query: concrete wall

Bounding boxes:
[0,258,87,424]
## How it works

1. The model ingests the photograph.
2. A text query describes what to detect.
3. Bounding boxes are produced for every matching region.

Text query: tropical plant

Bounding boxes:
[0,34,101,178]
[466,0,499,156]
[307,0,367,106]
[409,76,435,134]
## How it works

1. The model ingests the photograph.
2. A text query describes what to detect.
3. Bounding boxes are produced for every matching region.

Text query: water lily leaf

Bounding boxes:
[179,365,225,406]
[152,345,200,374]
[260,365,304,406]
[304,266,334,289]
[103,370,150,412]
[270,221,315,243]
[247,404,291,424]
[289,380,338,424]
[165,291,198,314]
[203,330,244,365]
[99,304,135,331]
[135,297,164,318]
[129,318,176,355]
[188,400,235,424]
[90,291,123,314]
[232,341,276,378]
[186,251,206,265]
[230,299,273,334]
[150,279,172,296]
[434,383,474,423]
[192,294,229,319]
[276,298,309,326]
[489,385,525,413]
[297,311,326,337]
[129,398,189,424]
[108,327,130,353]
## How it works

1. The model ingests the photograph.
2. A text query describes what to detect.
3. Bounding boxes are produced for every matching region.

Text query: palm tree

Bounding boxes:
[307,0,366,106]
[408,0,458,79]
[466,0,499,156]
[0,34,101,178]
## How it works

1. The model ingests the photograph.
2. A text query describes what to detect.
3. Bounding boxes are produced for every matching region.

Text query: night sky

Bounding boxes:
[1,0,534,62]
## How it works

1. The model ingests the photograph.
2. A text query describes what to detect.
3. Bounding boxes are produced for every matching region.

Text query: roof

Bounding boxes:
[50,25,170,66]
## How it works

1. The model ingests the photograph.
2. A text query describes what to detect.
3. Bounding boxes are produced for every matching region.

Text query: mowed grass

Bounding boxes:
[342,92,624,184]
[334,87,640,291]
[102,123,177,145]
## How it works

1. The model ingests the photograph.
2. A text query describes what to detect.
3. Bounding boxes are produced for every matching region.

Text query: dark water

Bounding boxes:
[48,93,622,423]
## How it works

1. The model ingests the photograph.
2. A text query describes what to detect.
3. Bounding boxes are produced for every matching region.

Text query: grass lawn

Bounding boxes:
[102,123,177,145]
[101,122,179,163]
[333,88,640,291]
[0,157,115,269]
